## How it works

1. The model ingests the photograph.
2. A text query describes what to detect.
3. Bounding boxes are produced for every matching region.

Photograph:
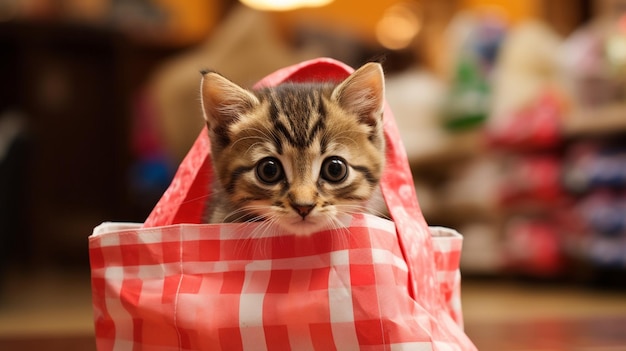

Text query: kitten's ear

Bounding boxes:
[331,62,385,126]
[200,71,260,130]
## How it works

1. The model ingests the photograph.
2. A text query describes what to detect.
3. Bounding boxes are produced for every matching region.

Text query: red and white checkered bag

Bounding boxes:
[89,58,477,351]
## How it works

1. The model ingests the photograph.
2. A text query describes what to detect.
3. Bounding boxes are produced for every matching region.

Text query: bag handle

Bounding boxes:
[143,58,439,310]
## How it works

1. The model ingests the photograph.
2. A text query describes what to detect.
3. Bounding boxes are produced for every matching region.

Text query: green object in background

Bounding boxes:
[443,57,490,131]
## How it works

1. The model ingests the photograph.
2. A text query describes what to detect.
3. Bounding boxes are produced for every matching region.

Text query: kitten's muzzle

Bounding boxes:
[291,203,315,219]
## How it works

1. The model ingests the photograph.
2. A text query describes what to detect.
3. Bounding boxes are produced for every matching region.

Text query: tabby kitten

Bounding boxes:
[200,62,386,236]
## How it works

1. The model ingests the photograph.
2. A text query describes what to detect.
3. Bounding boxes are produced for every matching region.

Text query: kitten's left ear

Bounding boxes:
[331,62,385,126]
[200,71,260,131]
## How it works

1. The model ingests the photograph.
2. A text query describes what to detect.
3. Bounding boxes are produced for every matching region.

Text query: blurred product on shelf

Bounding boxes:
[442,10,507,130]
[561,142,626,272]
[563,141,626,193]
[497,155,565,207]
[490,21,564,122]
[128,92,176,214]
[561,12,626,108]
[578,191,626,238]
[487,90,565,151]
[504,217,564,277]
[561,192,626,274]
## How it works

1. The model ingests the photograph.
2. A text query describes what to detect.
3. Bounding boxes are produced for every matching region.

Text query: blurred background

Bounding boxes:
[1,0,626,349]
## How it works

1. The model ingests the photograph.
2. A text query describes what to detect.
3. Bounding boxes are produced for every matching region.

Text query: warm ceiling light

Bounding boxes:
[239,0,334,11]
[376,2,421,50]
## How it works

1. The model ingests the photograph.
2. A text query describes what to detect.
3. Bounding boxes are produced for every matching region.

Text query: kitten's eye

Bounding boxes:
[256,157,284,184]
[321,157,348,183]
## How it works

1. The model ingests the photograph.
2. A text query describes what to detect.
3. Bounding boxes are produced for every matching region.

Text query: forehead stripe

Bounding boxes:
[262,103,283,155]
[267,93,327,149]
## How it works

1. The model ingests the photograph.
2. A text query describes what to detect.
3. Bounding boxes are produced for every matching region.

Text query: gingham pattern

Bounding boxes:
[90,58,476,350]
[90,216,471,351]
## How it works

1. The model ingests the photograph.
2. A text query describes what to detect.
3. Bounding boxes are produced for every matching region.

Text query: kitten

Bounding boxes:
[200,62,386,236]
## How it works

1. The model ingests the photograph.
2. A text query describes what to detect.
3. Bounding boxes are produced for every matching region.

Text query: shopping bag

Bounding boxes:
[89,58,477,351]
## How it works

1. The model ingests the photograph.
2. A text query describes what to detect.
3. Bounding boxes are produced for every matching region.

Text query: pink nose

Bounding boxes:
[292,204,315,219]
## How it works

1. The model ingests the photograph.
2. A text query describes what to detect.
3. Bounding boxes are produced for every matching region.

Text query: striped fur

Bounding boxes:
[201,63,386,236]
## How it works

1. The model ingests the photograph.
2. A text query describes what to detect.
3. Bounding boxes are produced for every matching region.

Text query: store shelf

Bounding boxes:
[408,129,485,170]
[563,103,626,137]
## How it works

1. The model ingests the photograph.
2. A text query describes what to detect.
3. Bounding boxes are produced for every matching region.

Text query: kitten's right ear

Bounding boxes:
[331,62,385,128]
[200,71,260,131]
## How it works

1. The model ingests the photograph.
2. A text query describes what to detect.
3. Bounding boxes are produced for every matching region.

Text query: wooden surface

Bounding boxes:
[468,317,626,350]
[1,316,625,351]
[0,335,96,351]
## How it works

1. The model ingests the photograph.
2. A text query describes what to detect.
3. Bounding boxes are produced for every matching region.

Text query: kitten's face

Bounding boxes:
[201,63,385,235]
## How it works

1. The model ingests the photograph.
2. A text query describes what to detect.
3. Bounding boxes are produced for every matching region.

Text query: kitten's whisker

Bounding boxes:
[244,142,265,156]
[249,215,283,256]
[333,136,359,149]
[230,127,273,147]
[335,204,390,219]
[222,203,271,223]
[326,214,350,249]
[231,210,273,256]
[330,129,372,149]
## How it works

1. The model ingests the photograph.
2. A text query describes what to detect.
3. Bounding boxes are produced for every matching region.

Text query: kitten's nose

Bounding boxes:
[292,203,315,219]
